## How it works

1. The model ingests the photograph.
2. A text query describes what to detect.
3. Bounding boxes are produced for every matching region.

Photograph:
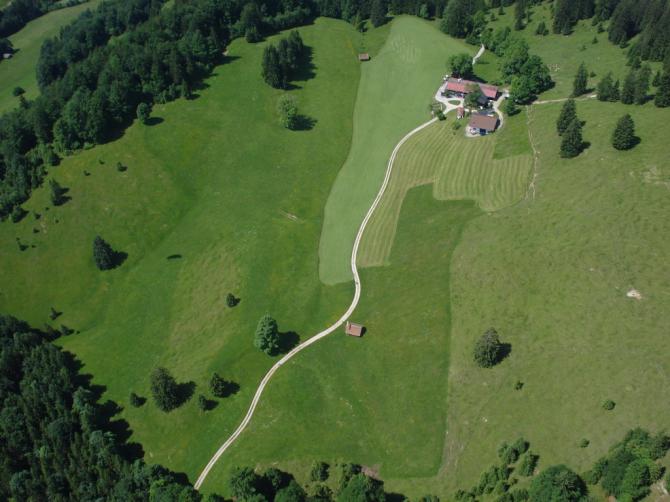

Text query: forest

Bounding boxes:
[0,315,202,501]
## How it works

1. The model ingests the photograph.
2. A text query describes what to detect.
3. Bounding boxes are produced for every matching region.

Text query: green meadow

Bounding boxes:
[476,2,637,100]
[0,0,103,114]
[318,16,474,285]
[0,17,363,481]
[1,5,670,501]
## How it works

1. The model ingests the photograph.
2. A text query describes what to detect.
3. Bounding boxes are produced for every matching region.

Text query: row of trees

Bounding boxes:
[261,30,306,89]
[596,65,670,107]
[0,315,203,500]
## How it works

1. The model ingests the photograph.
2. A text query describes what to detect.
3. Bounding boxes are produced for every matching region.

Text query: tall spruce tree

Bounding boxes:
[612,114,636,150]
[514,0,526,30]
[150,367,181,412]
[254,314,280,355]
[261,45,283,89]
[621,70,637,104]
[597,72,616,101]
[655,71,670,107]
[93,236,118,270]
[556,99,577,135]
[560,119,584,158]
[634,64,652,104]
[572,62,589,97]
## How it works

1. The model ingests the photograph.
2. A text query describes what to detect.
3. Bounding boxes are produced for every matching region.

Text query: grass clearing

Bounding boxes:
[482,3,639,100]
[318,16,474,285]
[0,0,102,113]
[0,17,362,481]
[427,99,670,496]
[359,114,533,268]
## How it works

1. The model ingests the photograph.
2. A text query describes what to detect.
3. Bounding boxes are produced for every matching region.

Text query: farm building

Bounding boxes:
[358,53,370,62]
[345,321,364,337]
[468,113,498,135]
[444,78,499,101]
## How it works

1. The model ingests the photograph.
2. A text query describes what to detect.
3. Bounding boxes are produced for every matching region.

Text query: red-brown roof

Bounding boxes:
[469,114,498,132]
[345,321,364,337]
[446,78,498,99]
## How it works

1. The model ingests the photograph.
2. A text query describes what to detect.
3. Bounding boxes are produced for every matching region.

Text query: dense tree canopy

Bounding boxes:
[529,465,588,501]
[0,315,201,500]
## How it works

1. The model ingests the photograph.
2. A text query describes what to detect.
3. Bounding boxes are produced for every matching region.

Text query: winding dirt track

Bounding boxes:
[194,117,438,490]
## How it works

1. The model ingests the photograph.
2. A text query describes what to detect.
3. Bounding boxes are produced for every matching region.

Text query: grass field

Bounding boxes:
[318,16,475,285]
[0,17,363,482]
[476,3,642,100]
[0,0,102,114]
[359,114,533,267]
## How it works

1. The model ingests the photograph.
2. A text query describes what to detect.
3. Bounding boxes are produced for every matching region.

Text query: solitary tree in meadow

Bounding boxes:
[93,236,119,270]
[473,328,505,368]
[277,94,298,129]
[150,367,180,412]
[556,99,577,135]
[254,314,280,355]
[209,372,230,398]
[612,114,636,150]
[560,119,584,158]
[572,63,589,97]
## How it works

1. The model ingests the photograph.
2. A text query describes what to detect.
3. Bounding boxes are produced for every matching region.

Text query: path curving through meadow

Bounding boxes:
[194,117,438,490]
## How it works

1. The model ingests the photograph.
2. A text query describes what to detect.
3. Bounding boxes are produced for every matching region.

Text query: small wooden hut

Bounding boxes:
[345,321,364,337]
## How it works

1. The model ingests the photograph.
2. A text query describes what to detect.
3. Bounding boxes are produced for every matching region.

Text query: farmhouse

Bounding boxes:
[358,53,370,62]
[345,321,364,337]
[468,113,498,135]
[444,78,499,101]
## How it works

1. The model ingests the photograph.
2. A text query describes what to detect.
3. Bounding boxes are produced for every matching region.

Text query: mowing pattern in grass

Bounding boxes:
[359,118,532,268]
[318,16,474,285]
[0,0,102,113]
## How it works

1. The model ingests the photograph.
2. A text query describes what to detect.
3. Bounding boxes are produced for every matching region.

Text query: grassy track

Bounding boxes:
[0,17,362,481]
[318,16,474,284]
[0,0,102,113]
[359,115,533,267]
[478,3,643,100]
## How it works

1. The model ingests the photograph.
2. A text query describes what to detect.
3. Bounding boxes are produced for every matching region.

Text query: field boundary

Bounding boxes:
[194,117,438,490]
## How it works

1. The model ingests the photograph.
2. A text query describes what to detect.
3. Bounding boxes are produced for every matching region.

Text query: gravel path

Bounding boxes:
[193,117,439,491]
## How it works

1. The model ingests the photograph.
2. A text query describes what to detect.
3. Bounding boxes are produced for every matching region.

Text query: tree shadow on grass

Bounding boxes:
[293,114,317,131]
[277,331,300,354]
[145,117,164,126]
[292,46,316,83]
[167,254,182,260]
[176,381,196,407]
[499,342,512,363]
[111,250,128,269]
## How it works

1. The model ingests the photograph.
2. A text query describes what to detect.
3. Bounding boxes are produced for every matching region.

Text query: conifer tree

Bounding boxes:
[93,236,118,271]
[514,0,526,30]
[655,71,670,107]
[254,315,280,355]
[621,70,637,104]
[261,45,283,89]
[634,65,651,105]
[612,79,620,101]
[612,114,636,150]
[560,119,584,158]
[556,99,577,135]
[150,367,180,412]
[572,63,589,97]
[596,72,615,101]
[49,179,66,206]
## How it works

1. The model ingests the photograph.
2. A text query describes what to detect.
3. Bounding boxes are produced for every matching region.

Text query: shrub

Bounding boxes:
[603,400,616,410]
[129,392,144,407]
[116,162,127,172]
[226,293,238,307]
[277,94,299,129]
[504,99,520,116]
[529,465,587,501]
[473,328,505,368]
[519,452,539,477]
[310,461,329,482]
[579,439,590,448]
[93,236,121,270]
[209,372,231,398]
[197,394,208,411]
